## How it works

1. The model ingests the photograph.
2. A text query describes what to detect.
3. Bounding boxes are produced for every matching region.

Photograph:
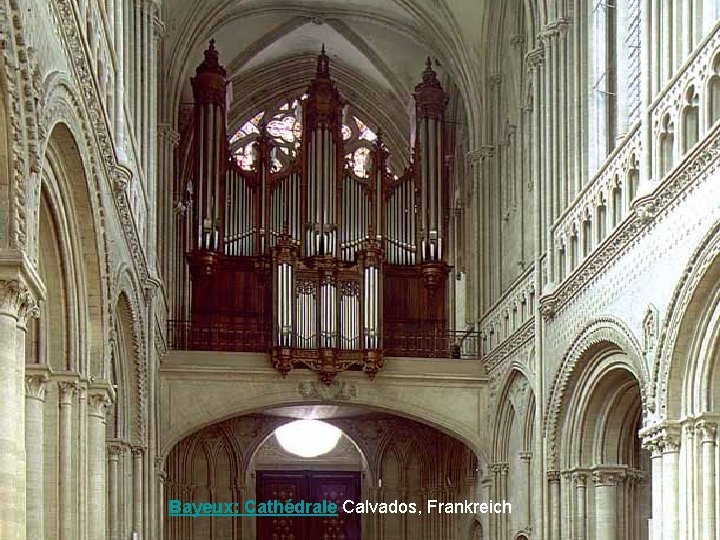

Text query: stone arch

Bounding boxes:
[112,265,147,443]
[655,218,720,420]
[159,386,488,465]
[35,175,74,370]
[551,320,651,539]
[560,350,643,469]
[113,290,145,444]
[544,317,646,468]
[39,121,107,378]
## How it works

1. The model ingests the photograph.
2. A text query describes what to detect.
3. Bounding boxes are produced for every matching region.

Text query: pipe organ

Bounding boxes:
[179,43,451,383]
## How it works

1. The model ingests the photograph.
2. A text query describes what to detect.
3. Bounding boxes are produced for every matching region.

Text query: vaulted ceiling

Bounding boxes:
[161,0,494,158]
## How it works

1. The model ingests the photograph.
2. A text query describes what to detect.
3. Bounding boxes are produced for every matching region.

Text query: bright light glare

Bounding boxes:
[274,420,343,458]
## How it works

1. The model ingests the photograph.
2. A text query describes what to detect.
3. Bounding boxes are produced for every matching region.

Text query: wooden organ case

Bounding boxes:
[179,43,451,383]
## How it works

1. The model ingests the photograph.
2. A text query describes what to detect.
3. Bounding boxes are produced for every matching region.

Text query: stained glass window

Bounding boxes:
[230,98,384,178]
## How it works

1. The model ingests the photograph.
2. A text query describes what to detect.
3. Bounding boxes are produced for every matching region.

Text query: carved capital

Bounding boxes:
[132,446,145,459]
[0,279,37,320]
[57,380,79,406]
[659,429,681,453]
[592,469,625,487]
[696,421,718,444]
[107,442,127,460]
[547,470,561,483]
[519,451,532,463]
[525,47,544,70]
[87,388,113,419]
[25,373,49,402]
[572,472,587,487]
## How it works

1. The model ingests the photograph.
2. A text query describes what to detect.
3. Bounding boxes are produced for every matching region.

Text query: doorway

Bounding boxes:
[256,470,361,539]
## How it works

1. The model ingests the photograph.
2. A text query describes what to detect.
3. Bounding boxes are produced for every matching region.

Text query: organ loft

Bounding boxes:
[172,42,458,383]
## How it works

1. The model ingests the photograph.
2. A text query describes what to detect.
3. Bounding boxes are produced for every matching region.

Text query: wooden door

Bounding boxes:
[256,470,360,540]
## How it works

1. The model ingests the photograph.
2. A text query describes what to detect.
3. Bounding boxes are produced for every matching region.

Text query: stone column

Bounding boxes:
[133,447,145,540]
[519,452,532,528]
[107,443,125,540]
[25,371,49,540]
[58,380,79,540]
[548,470,561,540]
[644,439,664,540]
[0,280,36,540]
[499,463,509,540]
[156,458,166,540]
[573,472,587,540]
[593,469,623,540]
[698,421,717,539]
[87,386,112,540]
[661,431,680,540]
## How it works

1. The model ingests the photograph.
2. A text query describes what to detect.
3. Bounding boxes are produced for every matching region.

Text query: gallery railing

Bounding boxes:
[167,319,482,359]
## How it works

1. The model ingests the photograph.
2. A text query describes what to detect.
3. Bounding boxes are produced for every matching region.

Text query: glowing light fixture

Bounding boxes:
[274,420,343,458]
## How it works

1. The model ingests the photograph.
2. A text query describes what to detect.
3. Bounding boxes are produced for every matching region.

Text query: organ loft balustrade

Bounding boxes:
[169,42,480,382]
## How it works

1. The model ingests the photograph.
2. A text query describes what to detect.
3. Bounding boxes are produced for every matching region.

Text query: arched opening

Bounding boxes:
[659,113,675,178]
[164,405,479,540]
[493,370,535,539]
[658,223,720,537]
[707,54,720,128]
[41,122,106,378]
[682,85,700,153]
[36,190,70,370]
[559,346,650,540]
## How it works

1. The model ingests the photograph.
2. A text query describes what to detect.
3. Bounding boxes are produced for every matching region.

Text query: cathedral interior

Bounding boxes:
[1,0,720,539]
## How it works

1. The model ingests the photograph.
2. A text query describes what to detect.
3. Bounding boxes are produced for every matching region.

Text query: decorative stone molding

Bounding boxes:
[57,380,79,406]
[640,423,682,454]
[549,111,720,329]
[479,266,535,366]
[654,217,720,418]
[50,0,150,290]
[592,469,625,487]
[113,164,133,194]
[25,373,49,402]
[696,421,718,443]
[87,385,114,419]
[297,380,358,401]
[2,0,42,249]
[525,47,544,70]
[483,319,535,373]
[107,442,128,460]
[519,452,532,463]
[572,472,587,487]
[547,470,561,483]
[642,304,659,354]
[544,317,646,468]
[539,297,556,321]
[0,279,35,318]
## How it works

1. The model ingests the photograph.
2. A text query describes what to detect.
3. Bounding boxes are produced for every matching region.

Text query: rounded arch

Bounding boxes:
[560,350,643,469]
[656,218,720,420]
[38,120,107,378]
[493,367,535,461]
[160,393,488,468]
[112,287,145,444]
[544,317,646,467]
